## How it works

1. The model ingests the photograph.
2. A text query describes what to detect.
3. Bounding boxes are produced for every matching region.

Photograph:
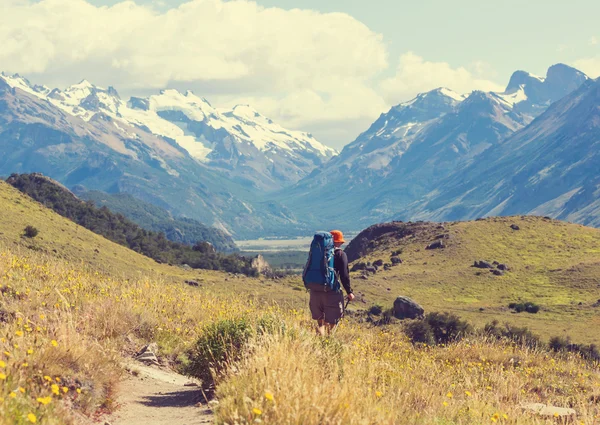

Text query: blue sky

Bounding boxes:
[4,0,600,148]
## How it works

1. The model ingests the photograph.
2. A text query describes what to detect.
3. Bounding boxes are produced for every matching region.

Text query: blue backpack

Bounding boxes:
[303,231,340,292]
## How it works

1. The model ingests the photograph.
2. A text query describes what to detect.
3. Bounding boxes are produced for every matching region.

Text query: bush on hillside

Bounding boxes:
[404,312,472,345]
[549,335,600,362]
[426,312,473,344]
[484,320,541,348]
[368,304,384,316]
[404,320,434,345]
[508,302,540,314]
[23,225,39,238]
[184,317,254,388]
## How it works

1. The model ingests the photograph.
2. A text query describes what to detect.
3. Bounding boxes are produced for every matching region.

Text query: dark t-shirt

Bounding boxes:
[334,248,352,295]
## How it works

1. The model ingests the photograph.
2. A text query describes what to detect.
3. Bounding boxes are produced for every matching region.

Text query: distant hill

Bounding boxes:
[6,173,257,275]
[343,216,600,344]
[73,188,237,252]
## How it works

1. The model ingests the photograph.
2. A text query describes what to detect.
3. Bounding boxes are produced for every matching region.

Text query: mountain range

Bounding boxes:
[0,63,598,237]
[0,73,332,238]
[274,64,595,230]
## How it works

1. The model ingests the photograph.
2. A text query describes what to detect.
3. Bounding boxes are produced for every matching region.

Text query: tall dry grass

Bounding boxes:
[215,319,600,424]
[0,246,249,424]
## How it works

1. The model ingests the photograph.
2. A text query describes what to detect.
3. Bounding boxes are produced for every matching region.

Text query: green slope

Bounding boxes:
[343,216,600,344]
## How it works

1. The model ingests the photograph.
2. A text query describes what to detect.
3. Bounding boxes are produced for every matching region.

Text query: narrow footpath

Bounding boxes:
[104,362,213,425]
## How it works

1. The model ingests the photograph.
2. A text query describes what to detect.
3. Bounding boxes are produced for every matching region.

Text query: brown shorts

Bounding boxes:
[308,285,344,324]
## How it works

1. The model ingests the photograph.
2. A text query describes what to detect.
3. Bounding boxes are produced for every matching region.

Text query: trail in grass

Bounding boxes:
[105,362,213,425]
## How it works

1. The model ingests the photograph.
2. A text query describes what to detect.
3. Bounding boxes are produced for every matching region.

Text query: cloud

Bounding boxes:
[0,0,389,146]
[590,36,598,46]
[573,57,600,78]
[380,52,505,104]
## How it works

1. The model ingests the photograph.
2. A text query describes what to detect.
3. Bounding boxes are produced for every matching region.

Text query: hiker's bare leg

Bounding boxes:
[316,320,335,336]
[316,319,326,336]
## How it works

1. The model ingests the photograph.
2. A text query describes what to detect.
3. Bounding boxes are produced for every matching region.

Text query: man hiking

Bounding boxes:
[303,230,355,336]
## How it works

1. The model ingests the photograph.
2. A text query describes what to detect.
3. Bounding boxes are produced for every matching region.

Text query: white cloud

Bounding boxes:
[0,0,389,146]
[380,52,505,104]
[573,57,600,78]
[589,36,598,46]
[0,1,506,148]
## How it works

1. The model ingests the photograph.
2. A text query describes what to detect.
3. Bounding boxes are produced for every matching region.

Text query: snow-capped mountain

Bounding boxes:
[0,74,312,238]
[0,73,336,190]
[275,64,590,230]
[407,76,600,226]
[495,63,588,116]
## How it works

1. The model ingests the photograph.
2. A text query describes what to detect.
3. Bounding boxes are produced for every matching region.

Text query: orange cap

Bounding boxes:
[330,230,345,244]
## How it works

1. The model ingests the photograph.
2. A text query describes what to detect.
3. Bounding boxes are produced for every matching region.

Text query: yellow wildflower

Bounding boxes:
[0,360,5,368]
[0,372,6,380]
[446,392,453,398]
[62,386,68,393]
[51,340,58,347]
[27,348,34,355]
[27,413,37,423]
[51,384,60,395]
[44,376,52,382]
[15,330,24,337]
[465,391,472,397]
[37,396,51,405]
[252,408,262,415]
[375,391,383,398]
[264,391,274,402]
[19,387,25,393]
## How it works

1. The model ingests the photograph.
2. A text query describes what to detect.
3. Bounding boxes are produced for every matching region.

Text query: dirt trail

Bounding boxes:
[105,362,213,425]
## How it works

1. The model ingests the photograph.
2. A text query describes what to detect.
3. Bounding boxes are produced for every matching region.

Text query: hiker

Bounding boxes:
[303,230,355,336]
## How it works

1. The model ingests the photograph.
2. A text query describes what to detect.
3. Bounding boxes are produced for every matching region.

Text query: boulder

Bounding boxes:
[135,343,160,366]
[393,296,424,320]
[497,263,509,271]
[365,266,377,274]
[491,269,504,276]
[520,403,576,419]
[474,261,493,269]
[390,257,402,265]
[426,240,445,250]
[510,224,520,231]
[351,262,367,272]
[373,259,384,267]
[185,280,200,287]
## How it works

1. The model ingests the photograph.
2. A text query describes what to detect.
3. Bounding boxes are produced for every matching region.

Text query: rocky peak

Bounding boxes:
[544,64,589,101]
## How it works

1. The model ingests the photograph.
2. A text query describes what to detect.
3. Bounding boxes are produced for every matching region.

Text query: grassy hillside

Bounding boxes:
[1,182,600,424]
[344,216,600,344]
[76,189,237,252]
[0,180,303,303]
[6,174,253,275]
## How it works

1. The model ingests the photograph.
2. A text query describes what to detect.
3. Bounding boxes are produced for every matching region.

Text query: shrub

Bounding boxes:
[404,320,434,345]
[368,304,384,316]
[426,312,473,344]
[549,336,569,352]
[508,301,540,314]
[184,317,253,388]
[484,320,541,348]
[404,312,472,345]
[23,225,39,238]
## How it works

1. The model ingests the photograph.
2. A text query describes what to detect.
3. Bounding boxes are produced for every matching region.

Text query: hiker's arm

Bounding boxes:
[337,251,353,295]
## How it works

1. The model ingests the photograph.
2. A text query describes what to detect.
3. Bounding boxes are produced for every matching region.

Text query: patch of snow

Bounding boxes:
[438,87,466,102]
[496,85,528,106]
